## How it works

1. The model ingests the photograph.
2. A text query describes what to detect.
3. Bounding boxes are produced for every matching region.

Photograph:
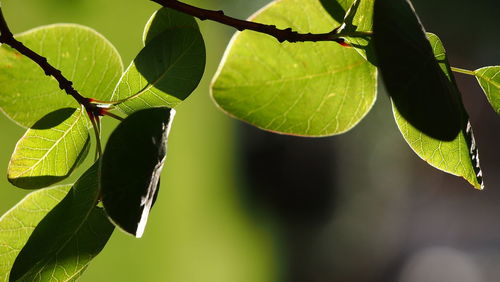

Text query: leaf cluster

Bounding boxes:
[0,0,498,280]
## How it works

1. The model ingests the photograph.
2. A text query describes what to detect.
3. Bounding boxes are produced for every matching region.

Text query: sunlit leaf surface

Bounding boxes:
[475,66,500,115]
[8,107,90,189]
[212,0,377,137]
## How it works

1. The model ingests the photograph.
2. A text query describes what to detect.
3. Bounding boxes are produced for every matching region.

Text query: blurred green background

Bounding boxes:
[0,1,499,282]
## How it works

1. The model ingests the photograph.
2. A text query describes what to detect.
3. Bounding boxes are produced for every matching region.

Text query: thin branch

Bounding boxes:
[151,0,372,43]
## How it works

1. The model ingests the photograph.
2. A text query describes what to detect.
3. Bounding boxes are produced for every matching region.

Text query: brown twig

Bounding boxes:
[151,0,371,43]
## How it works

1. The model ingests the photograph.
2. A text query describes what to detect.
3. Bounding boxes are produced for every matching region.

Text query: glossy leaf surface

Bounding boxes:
[212,0,377,137]
[393,33,483,189]
[373,0,461,141]
[112,9,205,114]
[8,107,90,189]
[0,24,123,127]
[475,66,500,115]
[101,107,174,237]
[10,164,114,281]
[0,185,71,281]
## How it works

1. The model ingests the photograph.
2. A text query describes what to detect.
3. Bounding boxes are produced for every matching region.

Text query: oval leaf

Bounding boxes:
[0,24,123,127]
[393,33,483,189]
[111,9,206,115]
[373,0,462,141]
[211,0,377,137]
[10,163,114,281]
[8,107,90,189]
[101,107,175,237]
[0,185,71,281]
[475,66,500,115]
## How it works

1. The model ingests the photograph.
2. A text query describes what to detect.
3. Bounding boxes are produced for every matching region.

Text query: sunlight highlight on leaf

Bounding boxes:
[212,0,377,137]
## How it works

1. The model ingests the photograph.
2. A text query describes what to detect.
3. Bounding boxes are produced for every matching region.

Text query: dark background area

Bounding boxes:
[0,0,499,281]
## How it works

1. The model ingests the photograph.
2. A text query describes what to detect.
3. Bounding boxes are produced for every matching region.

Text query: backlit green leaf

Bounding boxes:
[211,0,377,137]
[10,163,114,281]
[393,33,483,189]
[101,107,174,238]
[340,0,375,61]
[8,107,90,189]
[0,185,71,281]
[0,24,123,127]
[475,66,500,115]
[112,8,206,115]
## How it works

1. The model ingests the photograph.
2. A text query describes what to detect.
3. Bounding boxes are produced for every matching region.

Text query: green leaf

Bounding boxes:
[0,185,71,281]
[373,0,462,141]
[8,107,90,189]
[10,163,114,281]
[393,33,483,189]
[474,66,500,115]
[142,7,199,45]
[101,107,174,238]
[111,8,206,115]
[211,0,377,137]
[319,0,353,22]
[340,0,375,61]
[0,24,123,128]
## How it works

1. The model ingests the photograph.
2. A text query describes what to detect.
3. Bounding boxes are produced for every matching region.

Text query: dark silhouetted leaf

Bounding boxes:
[101,107,174,237]
[10,164,114,281]
[373,0,461,140]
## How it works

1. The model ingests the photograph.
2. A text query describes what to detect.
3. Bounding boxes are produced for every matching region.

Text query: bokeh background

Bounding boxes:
[1,0,499,281]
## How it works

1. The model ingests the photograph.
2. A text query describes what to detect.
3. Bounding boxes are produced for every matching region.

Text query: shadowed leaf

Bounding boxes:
[0,185,71,281]
[10,163,114,281]
[112,8,206,115]
[8,107,90,189]
[212,0,377,137]
[319,0,352,22]
[475,66,500,115]
[373,0,461,140]
[101,107,174,237]
[393,33,483,189]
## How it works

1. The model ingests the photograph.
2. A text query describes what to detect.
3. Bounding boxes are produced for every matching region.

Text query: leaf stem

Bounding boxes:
[451,67,476,76]
[151,0,372,43]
